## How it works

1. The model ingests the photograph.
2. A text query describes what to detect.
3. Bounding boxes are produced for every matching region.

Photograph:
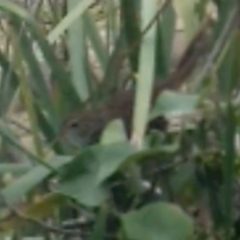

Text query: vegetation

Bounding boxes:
[0,0,239,239]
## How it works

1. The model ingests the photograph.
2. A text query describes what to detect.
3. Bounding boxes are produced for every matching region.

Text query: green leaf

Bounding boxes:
[10,20,57,126]
[217,32,240,99]
[213,0,235,38]
[0,50,19,116]
[89,205,108,240]
[220,102,236,232]
[0,0,81,120]
[150,90,199,119]
[132,0,158,145]
[0,156,71,205]
[57,141,178,207]
[155,1,176,77]
[57,142,136,206]
[173,0,200,40]
[170,161,196,195]
[47,0,95,44]
[121,202,194,240]
[101,30,126,95]
[0,163,32,175]
[126,144,178,165]
[34,103,64,154]
[60,142,136,184]
[121,0,141,72]
[0,120,56,171]
[84,11,108,70]
[57,175,108,207]
[67,0,89,101]
[100,119,128,145]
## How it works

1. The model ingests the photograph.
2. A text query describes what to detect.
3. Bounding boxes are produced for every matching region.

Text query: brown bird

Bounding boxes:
[60,17,211,147]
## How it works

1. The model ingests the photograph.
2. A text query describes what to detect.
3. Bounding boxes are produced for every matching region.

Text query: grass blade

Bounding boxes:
[132,0,158,146]
[67,0,89,101]
[47,0,94,44]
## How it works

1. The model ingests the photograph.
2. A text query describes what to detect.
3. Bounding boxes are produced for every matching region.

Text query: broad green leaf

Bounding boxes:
[57,142,136,206]
[100,119,127,144]
[60,142,177,184]
[57,141,178,207]
[0,163,32,175]
[57,175,108,207]
[150,90,199,119]
[121,202,194,240]
[59,142,136,184]
[96,143,136,183]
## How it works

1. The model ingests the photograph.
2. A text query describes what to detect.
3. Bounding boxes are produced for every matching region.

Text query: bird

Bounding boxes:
[60,17,211,147]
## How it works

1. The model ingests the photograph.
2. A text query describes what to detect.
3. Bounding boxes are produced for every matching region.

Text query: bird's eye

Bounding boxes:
[69,120,79,128]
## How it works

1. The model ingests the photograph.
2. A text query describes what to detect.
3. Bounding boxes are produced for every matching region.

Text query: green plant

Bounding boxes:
[0,0,239,240]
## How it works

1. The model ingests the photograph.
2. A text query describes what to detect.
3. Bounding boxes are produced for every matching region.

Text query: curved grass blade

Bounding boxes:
[9,25,46,157]
[220,102,236,238]
[155,1,176,78]
[34,102,65,154]
[0,163,32,175]
[0,1,81,118]
[9,21,56,123]
[47,0,95,44]
[101,29,126,95]
[84,11,108,71]
[67,0,88,101]
[0,50,19,116]
[121,0,141,72]
[0,156,71,206]
[0,120,57,172]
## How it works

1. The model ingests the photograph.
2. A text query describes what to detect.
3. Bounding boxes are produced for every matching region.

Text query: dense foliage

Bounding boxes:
[0,0,239,240]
